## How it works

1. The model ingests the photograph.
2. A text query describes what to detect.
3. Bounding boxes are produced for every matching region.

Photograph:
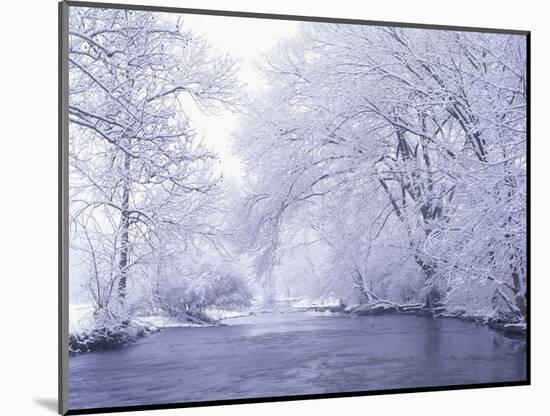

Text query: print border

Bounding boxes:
[58,1,531,414]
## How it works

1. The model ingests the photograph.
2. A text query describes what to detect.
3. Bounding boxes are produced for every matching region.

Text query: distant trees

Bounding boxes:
[234,25,526,319]
[68,7,242,323]
[157,257,253,321]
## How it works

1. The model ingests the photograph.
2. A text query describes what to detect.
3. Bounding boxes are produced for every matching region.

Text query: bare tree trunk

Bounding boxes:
[117,152,131,302]
[353,270,371,304]
[510,255,526,318]
[380,172,441,308]
[413,255,440,307]
[263,278,275,307]
[502,171,526,320]
[261,265,276,307]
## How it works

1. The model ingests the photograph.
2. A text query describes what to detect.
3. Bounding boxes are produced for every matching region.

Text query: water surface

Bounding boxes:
[69,308,526,410]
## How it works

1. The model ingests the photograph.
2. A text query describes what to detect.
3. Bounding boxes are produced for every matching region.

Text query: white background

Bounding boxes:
[0,0,547,414]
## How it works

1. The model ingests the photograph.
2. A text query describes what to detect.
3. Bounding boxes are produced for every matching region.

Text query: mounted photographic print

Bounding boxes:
[58,1,530,414]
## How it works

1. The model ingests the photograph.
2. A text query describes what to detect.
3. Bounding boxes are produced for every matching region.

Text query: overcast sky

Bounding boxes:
[179,13,300,183]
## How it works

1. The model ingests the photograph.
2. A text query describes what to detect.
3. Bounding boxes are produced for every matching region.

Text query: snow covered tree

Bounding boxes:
[68,7,241,320]
[234,24,526,318]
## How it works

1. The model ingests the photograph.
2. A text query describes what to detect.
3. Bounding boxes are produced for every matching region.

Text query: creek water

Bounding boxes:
[69,305,526,410]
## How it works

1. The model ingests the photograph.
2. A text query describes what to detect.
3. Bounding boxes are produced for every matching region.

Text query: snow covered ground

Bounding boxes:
[204,308,253,321]
[133,316,210,329]
[69,303,253,336]
[69,304,96,335]
[291,297,342,309]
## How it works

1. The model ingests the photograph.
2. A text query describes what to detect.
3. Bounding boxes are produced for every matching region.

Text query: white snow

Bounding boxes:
[204,308,252,321]
[69,303,95,335]
[291,297,341,309]
[69,303,217,335]
[133,315,209,329]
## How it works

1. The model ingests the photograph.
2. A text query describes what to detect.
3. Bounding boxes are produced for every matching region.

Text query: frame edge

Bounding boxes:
[63,0,530,35]
[59,1,70,415]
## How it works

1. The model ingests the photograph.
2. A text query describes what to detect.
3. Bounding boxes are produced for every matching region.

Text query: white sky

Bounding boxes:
[178,13,300,183]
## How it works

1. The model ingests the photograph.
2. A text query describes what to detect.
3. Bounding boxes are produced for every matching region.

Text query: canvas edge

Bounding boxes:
[525,30,531,386]
[62,0,530,35]
[64,381,531,415]
[59,1,70,415]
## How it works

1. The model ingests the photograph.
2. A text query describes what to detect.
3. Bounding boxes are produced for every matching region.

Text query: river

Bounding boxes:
[69,305,526,410]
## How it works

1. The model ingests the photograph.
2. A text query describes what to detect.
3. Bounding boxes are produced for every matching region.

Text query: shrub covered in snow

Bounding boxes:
[158,264,253,320]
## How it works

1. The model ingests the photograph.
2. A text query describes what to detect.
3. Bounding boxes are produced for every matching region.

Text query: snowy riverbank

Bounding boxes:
[69,297,525,356]
[69,304,255,355]
[280,297,526,338]
[343,301,527,337]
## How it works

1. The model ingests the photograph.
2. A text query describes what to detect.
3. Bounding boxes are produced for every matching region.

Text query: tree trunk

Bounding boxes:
[511,261,526,319]
[117,152,131,301]
[353,270,371,304]
[262,270,275,307]
[414,255,440,307]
